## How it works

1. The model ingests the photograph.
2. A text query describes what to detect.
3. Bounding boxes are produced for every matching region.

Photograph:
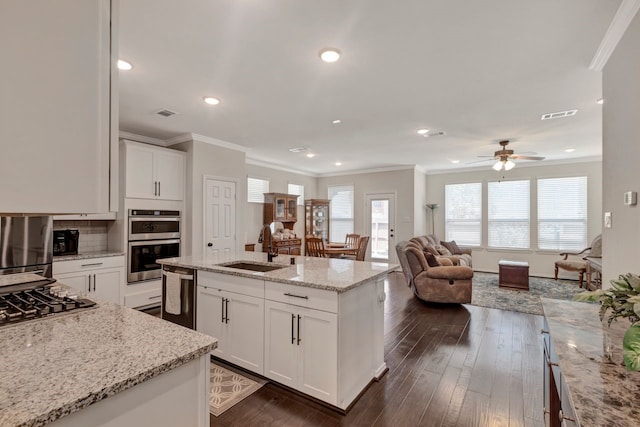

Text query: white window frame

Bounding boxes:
[287,183,305,205]
[247,176,269,203]
[328,185,354,242]
[445,182,482,247]
[487,179,530,249]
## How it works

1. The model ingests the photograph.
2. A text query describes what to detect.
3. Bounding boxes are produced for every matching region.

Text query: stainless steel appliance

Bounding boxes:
[161,266,196,329]
[1,216,53,277]
[127,210,180,283]
[52,229,79,256]
[0,278,96,327]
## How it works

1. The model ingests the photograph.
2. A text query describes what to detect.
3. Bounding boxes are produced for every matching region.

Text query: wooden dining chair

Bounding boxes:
[305,236,326,257]
[343,236,369,261]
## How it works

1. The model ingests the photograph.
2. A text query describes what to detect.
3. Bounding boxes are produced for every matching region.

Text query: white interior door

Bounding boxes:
[204,178,236,256]
[365,193,396,262]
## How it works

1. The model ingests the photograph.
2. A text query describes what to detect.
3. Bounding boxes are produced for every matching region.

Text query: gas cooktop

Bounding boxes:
[0,278,97,328]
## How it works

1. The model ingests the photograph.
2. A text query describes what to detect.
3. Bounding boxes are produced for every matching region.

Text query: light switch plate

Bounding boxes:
[604,211,612,228]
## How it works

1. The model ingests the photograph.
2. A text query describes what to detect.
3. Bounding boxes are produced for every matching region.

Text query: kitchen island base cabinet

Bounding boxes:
[197,273,265,374]
[264,300,338,404]
[49,354,211,427]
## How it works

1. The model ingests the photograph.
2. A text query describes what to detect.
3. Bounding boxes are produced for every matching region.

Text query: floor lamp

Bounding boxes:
[425,203,439,234]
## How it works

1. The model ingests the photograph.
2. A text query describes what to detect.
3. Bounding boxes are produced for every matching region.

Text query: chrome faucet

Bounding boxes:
[260,224,278,262]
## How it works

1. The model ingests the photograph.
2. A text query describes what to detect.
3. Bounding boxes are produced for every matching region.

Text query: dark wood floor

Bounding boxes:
[212,272,545,427]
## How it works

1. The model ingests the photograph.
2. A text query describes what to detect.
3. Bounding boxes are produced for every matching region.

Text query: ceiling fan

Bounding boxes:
[469,140,545,171]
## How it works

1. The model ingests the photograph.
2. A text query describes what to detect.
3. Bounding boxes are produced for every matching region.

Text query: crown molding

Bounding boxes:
[589,0,640,71]
[118,131,167,146]
[425,156,602,175]
[245,157,318,177]
[165,133,251,152]
[316,165,416,178]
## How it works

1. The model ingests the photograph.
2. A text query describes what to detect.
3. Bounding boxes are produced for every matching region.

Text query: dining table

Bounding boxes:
[324,242,358,258]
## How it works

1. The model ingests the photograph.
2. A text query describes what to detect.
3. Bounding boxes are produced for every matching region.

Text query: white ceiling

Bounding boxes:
[118,0,620,175]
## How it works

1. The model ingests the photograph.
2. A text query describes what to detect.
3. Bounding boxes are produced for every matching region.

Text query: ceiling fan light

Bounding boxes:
[504,159,515,171]
[493,161,503,171]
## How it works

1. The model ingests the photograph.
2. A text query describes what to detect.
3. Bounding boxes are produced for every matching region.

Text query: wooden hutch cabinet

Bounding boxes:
[304,199,330,242]
[262,193,301,255]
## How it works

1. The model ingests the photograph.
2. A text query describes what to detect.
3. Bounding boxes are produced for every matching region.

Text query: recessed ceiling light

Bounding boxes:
[319,48,341,63]
[203,97,220,105]
[306,153,316,158]
[117,59,132,70]
[417,129,429,135]
[565,148,576,153]
[332,119,342,124]
[450,160,460,164]
[597,98,604,105]
[334,162,342,166]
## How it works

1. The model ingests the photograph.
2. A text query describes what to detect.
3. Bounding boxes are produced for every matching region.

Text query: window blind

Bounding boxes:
[488,180,530,249]
[328,185,354,242]
[445,182,481,246]
[287,183,304,205]
[247,177,269,203]
[538,176,587,251]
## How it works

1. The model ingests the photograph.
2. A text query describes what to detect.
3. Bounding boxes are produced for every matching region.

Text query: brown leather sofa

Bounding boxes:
[409,234,473,267]
[396,240,473,304]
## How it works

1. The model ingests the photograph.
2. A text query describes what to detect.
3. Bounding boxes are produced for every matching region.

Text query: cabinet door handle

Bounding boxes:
[81,262,103,267]
[291,314,295,344]
[225,298,229,323]
[158,181,161,197]
[221,297,225,323]
[88,274,92,292]
[93,274,96,292]
[148,295,162,300]
[297,315,301,345]
[284,293,309,300]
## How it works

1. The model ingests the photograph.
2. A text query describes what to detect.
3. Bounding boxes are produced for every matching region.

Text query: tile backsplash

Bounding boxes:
[53,220,108,253]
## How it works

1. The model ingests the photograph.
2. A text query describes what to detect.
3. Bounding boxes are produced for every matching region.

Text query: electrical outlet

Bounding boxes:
[604,212,612,228]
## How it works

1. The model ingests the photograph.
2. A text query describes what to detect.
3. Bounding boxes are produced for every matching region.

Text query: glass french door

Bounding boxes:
[365,193,396,262]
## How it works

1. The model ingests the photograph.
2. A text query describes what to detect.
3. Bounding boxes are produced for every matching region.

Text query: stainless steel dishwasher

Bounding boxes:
[161,265,196,329]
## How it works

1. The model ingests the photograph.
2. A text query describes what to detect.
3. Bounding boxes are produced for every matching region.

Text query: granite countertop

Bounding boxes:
[52,250,125,262]
[541,298,640,426]
[159,252,398,293]
[0,274,217,427]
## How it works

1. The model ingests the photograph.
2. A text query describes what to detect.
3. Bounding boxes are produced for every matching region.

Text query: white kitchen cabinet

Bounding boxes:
[53,213,117,221]
[0,0,117,214]
[123,140,185,201]
[264,300,337,404]
[197,272,264,373]
[53,256,124,304]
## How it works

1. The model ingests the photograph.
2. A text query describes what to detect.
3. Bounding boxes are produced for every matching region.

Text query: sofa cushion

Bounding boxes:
[441,240,462,255]
[423,252,441,267]
[433,244,452,256]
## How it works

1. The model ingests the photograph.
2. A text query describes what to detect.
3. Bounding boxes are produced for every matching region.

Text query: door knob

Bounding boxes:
[207,243,213,247]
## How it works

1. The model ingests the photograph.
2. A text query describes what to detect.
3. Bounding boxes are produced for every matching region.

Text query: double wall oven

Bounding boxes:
[128,210,180,283]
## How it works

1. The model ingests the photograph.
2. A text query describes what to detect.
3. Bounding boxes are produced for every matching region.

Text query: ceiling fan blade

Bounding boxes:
[476,155,496,158]
[511,155,545,160]
[465,158,495,164]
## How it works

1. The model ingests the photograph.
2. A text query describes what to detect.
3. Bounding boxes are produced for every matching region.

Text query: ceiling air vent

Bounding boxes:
[288,147,308,153]
[156,109,178,117]
[423,131,447,138]
[541,109,578,120]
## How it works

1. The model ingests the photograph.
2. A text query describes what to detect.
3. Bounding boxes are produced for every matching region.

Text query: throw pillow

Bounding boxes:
[433,244,452,256]
[441,240,462,255]
[424,243,440,256]
[423,251,441,267]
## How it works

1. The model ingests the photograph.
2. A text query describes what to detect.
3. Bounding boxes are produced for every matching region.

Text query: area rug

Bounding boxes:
[210,363,266,416]
[469,272,584,316]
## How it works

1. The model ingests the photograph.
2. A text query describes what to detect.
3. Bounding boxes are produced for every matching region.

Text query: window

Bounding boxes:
[487,180,530,249]
[247,177,269,203]
[328,185,354,242]
[287,183,304,205]
[445,183,482,246]
[538,176,587,251]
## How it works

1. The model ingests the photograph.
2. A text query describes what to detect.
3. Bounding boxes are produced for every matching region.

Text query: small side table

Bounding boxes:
[499,260,529,290]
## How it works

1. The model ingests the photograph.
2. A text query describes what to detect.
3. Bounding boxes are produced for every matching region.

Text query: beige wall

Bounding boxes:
[317,167,417,259]
[414,169,428,236]
[173,138,246,257]
[424,161,602,277]
[602,12,640,285]
[245,163,318,247]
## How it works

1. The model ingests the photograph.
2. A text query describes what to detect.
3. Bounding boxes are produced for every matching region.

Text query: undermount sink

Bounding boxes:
[220,262,288,272]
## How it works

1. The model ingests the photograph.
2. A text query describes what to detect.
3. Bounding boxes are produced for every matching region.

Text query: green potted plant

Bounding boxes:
[573,273,640,371]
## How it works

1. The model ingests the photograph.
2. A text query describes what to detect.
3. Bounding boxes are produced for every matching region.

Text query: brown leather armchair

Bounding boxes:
[396,241,473,303]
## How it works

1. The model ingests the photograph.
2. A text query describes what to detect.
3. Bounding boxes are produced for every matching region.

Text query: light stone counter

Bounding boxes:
[158,251,399,293]
[52,250,125,262]
[541,298,640,426]
[0,275,217,427]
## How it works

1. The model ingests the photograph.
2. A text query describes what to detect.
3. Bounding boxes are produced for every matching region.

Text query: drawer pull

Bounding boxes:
[559,410,575,422]
[81,262,104,267]
[284,292,309,300]
[148,295,161,300]
[541,329,549,334]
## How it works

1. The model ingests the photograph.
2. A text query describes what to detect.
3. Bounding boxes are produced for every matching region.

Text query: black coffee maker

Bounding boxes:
[52,230,79,256]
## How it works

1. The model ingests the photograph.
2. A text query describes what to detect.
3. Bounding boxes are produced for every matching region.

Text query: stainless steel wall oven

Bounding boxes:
[127,210,180,283]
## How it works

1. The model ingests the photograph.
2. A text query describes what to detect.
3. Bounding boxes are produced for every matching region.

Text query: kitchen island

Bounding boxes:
[0,273,217,427]
[160,252,398,411]
[541,298,640,426]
